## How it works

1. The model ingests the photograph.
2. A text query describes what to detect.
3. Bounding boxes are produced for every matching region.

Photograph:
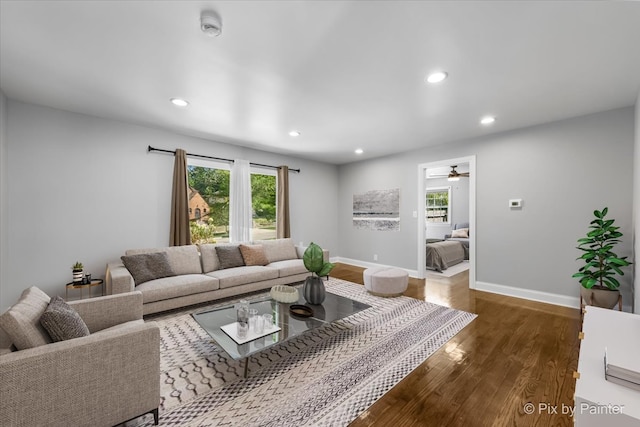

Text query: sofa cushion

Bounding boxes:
[253,238,298,263]
[239,244,269,266]
[0,286,52,350]
[121,252,175,286]
[135,274,220,304]
[199,243,220,273]
[125,245,202,275]
[207,266,279,289]
[215,245,245,269]
[39,296,90,342]
[268,259,308,277]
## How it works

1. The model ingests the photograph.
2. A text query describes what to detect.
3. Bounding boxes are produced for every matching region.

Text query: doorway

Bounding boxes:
[417,155,476,288]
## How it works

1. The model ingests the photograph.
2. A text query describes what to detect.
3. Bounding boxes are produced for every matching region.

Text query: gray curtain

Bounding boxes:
[277,166,290,238]
[170,149,191,246]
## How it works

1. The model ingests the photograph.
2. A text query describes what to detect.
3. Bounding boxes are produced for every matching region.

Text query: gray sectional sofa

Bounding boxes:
[105,238,318,315]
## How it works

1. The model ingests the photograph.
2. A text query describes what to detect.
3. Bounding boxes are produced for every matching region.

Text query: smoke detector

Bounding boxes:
[201,11,222,37]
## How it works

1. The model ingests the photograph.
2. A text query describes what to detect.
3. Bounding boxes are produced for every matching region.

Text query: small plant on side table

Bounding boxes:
[71,261,84,284]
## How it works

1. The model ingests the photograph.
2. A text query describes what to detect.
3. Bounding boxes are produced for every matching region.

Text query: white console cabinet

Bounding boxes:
[575,306,640,426]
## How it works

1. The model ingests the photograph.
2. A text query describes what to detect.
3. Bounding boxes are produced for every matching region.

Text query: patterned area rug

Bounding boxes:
[130,278,476,426]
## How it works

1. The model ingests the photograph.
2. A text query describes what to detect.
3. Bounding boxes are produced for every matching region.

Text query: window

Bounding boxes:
[187,159,277,243]
[426,186,451,224]
[188,160,230,244]
[251,172,277,240]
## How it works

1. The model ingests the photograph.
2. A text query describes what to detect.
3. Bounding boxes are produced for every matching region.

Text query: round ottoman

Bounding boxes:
[363,267,408,297]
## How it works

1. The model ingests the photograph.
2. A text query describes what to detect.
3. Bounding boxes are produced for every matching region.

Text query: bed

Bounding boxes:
[425,240,467,272]
[444,222,470,250]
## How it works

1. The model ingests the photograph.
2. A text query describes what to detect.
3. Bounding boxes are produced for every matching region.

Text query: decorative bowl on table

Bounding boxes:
[270,285,299,303]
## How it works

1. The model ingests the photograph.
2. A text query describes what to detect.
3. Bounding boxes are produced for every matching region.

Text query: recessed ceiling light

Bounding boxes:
[425,71,448,84]
[288,130,300,137]
[170,98,189,107]
[355,148,364,155]
[480,116,496,125]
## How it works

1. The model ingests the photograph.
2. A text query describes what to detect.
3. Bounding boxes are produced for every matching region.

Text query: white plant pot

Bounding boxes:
[72,269,84,283]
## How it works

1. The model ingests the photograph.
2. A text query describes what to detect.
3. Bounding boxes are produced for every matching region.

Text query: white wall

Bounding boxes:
[1,100,339,311]
[0,92,7,311]
[338,107,635,308]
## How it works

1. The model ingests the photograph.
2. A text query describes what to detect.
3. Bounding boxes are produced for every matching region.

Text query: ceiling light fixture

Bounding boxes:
[201,10,222,37]
[448,165,469,181]
[170,98,189,107]
[288,130,300,137]
[425,71,448,84]
[355,148,364,155]
[480,116,496,125]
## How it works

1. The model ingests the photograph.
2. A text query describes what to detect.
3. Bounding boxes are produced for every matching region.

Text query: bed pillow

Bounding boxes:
[121,252,175,285]
[40,296,90,342]
[451,228,469,238]
[239,244,269,266]
[215,245,246,269]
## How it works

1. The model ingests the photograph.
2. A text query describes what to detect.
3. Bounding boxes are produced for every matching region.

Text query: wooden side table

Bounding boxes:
[66,279,103,300]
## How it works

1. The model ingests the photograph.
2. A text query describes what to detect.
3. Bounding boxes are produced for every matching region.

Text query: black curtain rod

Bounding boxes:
[147,146,301,173]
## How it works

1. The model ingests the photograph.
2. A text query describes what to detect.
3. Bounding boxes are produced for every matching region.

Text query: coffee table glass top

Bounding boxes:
[192,287,371,360]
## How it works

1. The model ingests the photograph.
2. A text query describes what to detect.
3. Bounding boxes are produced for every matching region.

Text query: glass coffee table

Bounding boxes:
[192,287,371,377]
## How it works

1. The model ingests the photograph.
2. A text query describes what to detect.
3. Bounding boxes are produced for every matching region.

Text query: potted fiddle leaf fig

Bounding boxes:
[302,242,335,305]
[572,207,631,309]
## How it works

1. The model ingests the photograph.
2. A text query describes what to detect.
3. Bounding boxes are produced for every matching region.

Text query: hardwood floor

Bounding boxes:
[330,263,581,427]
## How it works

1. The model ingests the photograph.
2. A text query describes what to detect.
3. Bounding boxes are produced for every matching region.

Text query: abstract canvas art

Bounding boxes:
[353,188,400,231]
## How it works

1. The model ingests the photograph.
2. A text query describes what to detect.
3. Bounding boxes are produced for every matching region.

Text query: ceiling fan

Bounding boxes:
[430,165,470,181]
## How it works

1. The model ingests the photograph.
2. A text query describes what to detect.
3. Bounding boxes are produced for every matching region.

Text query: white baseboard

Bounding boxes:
[475,281,580,309]
[331,258,578,309]
[332,257,419,278]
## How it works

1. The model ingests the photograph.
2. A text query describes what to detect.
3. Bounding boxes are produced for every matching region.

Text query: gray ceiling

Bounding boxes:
[1,1,639,164]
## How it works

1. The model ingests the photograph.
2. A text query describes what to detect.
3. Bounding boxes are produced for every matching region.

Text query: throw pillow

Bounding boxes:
[239,244,269,266]
[199,244,220,273]
[451,228,469,238]
[121,252,175,285]
[40,296,90,342]
[215,245,246,269]
[0,286,52,350]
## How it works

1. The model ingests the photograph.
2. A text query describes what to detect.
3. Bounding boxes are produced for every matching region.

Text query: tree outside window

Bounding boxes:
[187,163,277,243]
[426,187,451,224]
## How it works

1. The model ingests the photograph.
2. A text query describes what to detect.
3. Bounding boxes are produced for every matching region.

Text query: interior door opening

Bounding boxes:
[417,156,476,288]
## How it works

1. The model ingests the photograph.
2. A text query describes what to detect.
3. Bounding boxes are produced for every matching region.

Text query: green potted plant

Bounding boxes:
[71,261,84,284]
[573,207,631,309]
[302,242,335,304]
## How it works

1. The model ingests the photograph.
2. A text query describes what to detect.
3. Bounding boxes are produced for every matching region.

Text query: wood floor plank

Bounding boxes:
[329,263,581,427]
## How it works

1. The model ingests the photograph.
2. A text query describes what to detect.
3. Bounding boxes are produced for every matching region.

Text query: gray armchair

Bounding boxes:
[0,291,160,427]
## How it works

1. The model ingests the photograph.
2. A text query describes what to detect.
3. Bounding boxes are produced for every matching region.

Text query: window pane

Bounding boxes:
[251,173,276,240]
[188,165,230,244]
[426,189,450,223]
